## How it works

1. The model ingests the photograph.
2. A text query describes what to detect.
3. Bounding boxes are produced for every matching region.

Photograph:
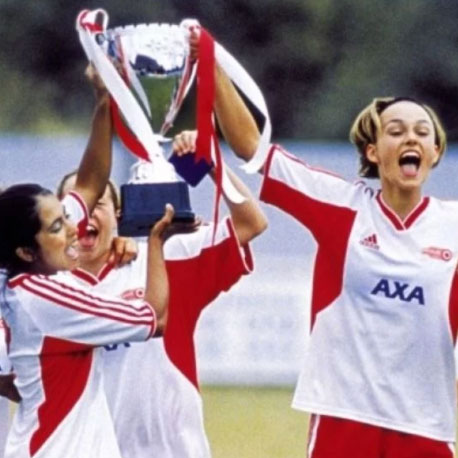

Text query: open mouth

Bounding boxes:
[79,224,99,249]
[399,151,421,177]
[65,240,79,261]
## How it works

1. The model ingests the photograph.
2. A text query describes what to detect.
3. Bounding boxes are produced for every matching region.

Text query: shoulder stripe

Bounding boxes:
[7,273,29,288]
[21,280,154,327]
[274,144,346,181]
[24,276,153,321]
[34,276,151,314]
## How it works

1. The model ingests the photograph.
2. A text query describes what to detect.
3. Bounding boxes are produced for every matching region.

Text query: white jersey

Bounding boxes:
[0,397,7,458]
[0,319,12,458]
[0,192,157,458]
[260,144,458,441]
[68,217,253,458]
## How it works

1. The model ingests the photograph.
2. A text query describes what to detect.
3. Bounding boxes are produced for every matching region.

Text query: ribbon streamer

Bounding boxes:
[195,28,215,166]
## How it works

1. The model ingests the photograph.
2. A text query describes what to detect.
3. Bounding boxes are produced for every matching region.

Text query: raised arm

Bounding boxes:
[214,65,261,162]
[215,164,267,244]
[74,65,113,214]
[173,131,267,245]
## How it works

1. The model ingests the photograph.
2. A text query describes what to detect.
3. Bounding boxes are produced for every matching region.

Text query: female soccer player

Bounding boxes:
[55,129,266,458]
[198,30,458,457]
[0,68,174,458]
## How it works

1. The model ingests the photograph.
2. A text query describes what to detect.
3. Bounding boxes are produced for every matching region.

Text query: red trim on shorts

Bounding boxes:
[308,415,454,458]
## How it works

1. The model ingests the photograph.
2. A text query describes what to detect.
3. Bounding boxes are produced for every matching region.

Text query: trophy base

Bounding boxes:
[118,182,195,237]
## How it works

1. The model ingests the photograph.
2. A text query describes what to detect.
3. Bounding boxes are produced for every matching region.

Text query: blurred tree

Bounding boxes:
[300,0,458,139]
[1,0,458,141]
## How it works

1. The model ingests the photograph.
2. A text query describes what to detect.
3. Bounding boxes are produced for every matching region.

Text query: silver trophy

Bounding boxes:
[77,11,208,236]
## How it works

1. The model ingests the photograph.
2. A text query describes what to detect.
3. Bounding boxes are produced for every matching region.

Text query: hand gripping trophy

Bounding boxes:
[76,9,272,237]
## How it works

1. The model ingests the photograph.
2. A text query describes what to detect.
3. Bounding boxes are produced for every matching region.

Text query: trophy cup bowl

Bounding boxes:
[111,23,198,236]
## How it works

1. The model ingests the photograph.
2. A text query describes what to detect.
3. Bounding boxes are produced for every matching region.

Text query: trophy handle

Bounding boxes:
[161,56,196,135]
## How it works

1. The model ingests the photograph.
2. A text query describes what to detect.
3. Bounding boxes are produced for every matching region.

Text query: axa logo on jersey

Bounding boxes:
[104,342,131,352]
[371,278,425,305]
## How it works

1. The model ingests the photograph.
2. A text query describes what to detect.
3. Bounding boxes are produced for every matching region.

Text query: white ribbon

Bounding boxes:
[118,35,152,118]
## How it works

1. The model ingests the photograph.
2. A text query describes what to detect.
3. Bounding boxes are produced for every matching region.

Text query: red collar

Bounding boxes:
[71,263,114,286]
[376,191,429,231]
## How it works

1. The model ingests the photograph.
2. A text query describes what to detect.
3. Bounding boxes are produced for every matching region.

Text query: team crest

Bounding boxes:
[422,247,453,262]
[121,288,145,300]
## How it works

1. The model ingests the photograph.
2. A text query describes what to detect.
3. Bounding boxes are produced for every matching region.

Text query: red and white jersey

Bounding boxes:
[260,145,458,442]
[68,217,253,458]
[0,318,11,377]
[0,318,12,458]
[0,192,156,458]
[0,396,7,458]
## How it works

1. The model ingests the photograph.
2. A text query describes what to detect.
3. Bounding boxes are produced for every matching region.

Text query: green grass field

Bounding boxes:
[7,386,458,456]
[202,386,458,458]
[202,386,309,458]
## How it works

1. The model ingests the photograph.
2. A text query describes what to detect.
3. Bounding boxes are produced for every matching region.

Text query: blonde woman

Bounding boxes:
[209,42,457,456]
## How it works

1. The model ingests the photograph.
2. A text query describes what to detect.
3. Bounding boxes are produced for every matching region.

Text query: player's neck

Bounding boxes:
[78,251,111,277]
[380,185,422,221]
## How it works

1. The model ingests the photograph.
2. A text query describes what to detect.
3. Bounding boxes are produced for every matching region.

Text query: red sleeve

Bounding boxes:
[260,144,359,244]
[163,218,253,388]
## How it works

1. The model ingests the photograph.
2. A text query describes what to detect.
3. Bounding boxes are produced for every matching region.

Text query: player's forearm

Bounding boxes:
[210,166,267,244]
[214,65,260,162]
[75,92,113,213]
[144,236,169,336]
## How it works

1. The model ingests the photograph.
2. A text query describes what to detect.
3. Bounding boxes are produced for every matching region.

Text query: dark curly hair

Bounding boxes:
[0,184,52,276]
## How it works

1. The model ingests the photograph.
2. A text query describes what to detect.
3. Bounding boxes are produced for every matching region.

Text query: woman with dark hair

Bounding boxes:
[0,68,173,458]
[199,31,458,456]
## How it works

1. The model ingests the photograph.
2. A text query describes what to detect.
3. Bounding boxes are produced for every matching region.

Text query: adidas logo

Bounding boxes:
[360,233,380,250]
